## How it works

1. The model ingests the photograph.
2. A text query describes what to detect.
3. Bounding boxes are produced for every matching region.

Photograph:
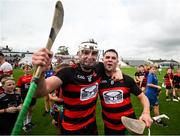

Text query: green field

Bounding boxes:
[12,67,180,135]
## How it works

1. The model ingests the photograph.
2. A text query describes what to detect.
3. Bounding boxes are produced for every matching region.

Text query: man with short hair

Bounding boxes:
[99,49,152,135]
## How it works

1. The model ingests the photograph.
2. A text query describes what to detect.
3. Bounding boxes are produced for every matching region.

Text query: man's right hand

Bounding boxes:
[32,48,53,72]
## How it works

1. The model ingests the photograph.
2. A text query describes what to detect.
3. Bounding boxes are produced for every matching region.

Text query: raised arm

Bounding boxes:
[32,48,62,97]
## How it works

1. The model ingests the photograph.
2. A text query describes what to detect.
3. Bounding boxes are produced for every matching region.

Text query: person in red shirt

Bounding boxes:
[173,68,180,100]
[17,64,36,132]
[164,68,178,102]
[135,65,148,93]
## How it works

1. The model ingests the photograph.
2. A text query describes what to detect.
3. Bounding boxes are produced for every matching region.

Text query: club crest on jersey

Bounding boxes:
[103,90,123,104]
[87,75,92,82]
[80,83,98,101]
[110,80,114,85]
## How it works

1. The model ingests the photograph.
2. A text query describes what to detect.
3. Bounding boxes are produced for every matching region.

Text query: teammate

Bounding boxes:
[32,39,122,135]
[0,76,22,135]
[173,68,180,100]
[99,49,152,135]
[164,68,178,102]
[145,65,167,127]
[16,64,36,132]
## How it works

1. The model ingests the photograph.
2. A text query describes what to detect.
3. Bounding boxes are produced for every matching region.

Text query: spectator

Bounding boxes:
[173,68,180,100]
[145,65,167,127]
[16,64,36,132]
[0,52,13,78]
[0,76,22,135]
[164,68,178,102]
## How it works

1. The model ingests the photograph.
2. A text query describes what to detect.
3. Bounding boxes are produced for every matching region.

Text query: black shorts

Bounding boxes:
[166,86,172,89]
[141,82,147,87]
[61,121,98,135]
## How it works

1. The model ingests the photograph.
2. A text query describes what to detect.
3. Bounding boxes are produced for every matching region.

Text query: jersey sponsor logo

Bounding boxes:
[100,80,108,84]
[87,75,92,82]
[80,83,98,101]
[77,74,85,80]
[103,90,123,104]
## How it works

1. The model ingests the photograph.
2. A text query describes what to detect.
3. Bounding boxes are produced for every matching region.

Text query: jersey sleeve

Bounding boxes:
[55,67,72,85]
[125,75,142,96]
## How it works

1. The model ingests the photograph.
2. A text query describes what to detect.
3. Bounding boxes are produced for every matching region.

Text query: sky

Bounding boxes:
[0,0,180,61]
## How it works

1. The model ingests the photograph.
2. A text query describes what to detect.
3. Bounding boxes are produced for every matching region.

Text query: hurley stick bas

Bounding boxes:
[121,114,169,135]
[11,1,64,135]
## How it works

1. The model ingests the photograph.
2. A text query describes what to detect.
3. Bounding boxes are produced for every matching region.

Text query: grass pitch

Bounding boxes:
[12,67,180,135]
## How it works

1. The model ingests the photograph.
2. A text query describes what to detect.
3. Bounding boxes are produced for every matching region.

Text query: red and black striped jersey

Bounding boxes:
[55,63,103,131]
[164,73,173,87]
[173,73,180,88]
[139,71,148,87]
[99,74,142,131]
[16,74,32,97]
[134,71,148,87]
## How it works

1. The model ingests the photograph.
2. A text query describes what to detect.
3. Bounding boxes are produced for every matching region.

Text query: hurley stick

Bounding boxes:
[11,1,64,135]
[121,114,169,135]
[121,116,146,134]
